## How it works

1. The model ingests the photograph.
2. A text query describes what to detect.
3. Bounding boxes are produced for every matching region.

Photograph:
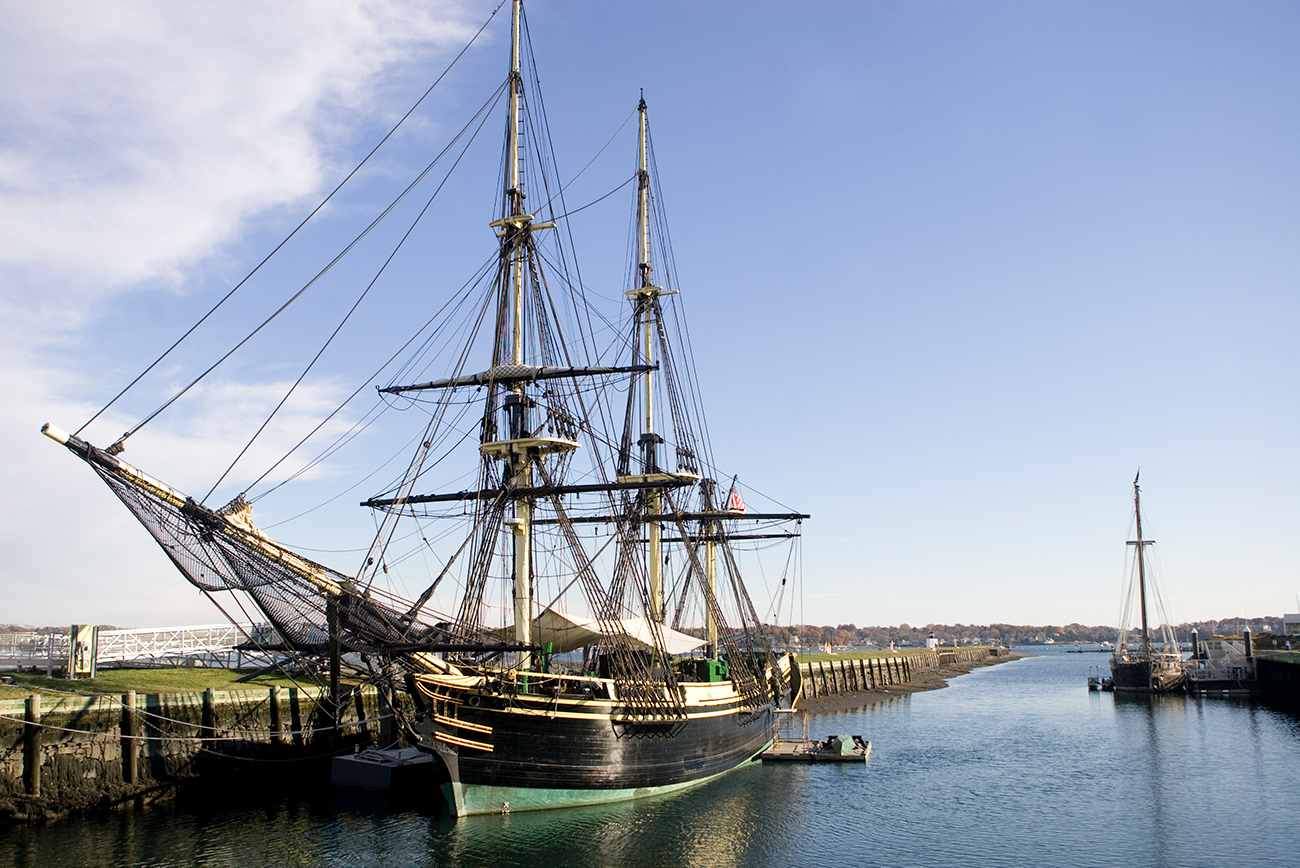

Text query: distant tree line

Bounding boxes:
[767,616,1288,648]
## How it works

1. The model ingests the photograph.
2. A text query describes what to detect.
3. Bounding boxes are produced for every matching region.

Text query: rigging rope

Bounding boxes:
[76,0,507,443]
[203,86,505,504]
[123,82,510,469]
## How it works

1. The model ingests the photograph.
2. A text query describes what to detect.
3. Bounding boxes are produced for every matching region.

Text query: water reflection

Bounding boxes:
[423,762,796,868]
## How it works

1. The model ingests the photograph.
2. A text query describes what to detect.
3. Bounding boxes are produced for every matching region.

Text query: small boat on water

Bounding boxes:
[1109,473,1185,693]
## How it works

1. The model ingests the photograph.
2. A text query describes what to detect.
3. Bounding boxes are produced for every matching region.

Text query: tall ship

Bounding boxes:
[1109,473,1184,693]
[41,0,804,815]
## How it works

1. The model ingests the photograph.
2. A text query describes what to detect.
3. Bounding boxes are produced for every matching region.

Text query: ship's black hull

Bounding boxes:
[1110,655,1185,693]
[411,683,775,815]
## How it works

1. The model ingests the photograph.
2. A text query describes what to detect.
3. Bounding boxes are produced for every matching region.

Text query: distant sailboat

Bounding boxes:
[1109,473,1184,693]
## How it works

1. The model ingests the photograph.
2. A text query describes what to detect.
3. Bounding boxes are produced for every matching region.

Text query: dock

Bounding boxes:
[763,708,871,763]
[763,735,871,763]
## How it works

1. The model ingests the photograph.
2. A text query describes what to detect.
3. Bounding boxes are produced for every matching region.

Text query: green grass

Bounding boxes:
[0,667,321,700]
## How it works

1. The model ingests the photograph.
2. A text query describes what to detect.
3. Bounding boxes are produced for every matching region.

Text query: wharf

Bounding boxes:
[1254,650,1300,712]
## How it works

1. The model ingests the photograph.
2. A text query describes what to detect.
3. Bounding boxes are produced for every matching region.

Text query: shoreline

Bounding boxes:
[796,652,1029,716]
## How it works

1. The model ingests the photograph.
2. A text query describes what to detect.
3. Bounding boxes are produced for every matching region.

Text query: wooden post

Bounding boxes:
[378,685,394,746]
[289,687,303,747]
[269,686,284,745]
[201,687,216,740]
[122,690,138,785]
[326,597,341,732]
[353,686,366,737]
[24,695,41,797]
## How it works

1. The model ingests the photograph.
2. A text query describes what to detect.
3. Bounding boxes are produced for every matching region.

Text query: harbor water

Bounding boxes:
[5,647,1299,867]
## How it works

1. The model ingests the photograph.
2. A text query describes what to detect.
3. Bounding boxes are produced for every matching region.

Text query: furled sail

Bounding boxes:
[490,607,706,655]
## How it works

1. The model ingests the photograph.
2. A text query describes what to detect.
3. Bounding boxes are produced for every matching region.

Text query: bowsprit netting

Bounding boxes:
[89,457,445,660]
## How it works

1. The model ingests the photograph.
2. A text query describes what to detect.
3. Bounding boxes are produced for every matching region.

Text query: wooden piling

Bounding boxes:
[201,687,215,740]
[327,597,341,732]
[269,685,284,745]
[122,690,138,785]
[352,686,366,736]
[378,686,394,746]
[818,661,832,694]
[289,687,303,747]
[24,694,41,796]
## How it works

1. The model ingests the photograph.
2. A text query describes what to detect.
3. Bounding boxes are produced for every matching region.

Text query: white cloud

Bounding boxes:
[0,0,488,626]
[0,0,482,296]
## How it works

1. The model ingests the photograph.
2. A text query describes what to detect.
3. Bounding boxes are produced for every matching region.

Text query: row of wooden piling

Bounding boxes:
[9,684,394,801]
[798,656,913,699]
[796,648,1000,700]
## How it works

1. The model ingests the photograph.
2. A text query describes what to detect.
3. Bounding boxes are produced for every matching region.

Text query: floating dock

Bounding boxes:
[762,735,871,763]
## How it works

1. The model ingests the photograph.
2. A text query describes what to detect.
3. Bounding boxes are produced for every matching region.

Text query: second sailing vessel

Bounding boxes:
[1109,473,1184,693]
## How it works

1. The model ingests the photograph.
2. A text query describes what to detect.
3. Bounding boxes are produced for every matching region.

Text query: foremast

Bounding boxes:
[482,0,569,673]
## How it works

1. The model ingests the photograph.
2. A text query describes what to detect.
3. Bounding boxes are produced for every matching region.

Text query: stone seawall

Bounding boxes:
[795,648,1015,714]
[796,648,1003,700]
[0,685,389,824]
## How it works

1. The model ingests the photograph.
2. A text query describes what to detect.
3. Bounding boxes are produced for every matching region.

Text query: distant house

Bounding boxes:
[1283,614,1300,636]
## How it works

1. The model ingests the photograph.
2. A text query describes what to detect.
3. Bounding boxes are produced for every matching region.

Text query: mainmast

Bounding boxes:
[504,0,531,671]
[1127,472,1153,677]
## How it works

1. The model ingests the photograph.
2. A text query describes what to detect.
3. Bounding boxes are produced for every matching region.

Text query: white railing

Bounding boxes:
[97,624,247,663]
[2,623,283,669]
[0,632,70,664]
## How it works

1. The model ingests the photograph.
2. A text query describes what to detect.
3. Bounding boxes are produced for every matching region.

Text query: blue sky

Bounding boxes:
[2,0,1297,630]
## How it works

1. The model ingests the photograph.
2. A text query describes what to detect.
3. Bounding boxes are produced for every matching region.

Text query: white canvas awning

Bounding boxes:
[492,607,705,655]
